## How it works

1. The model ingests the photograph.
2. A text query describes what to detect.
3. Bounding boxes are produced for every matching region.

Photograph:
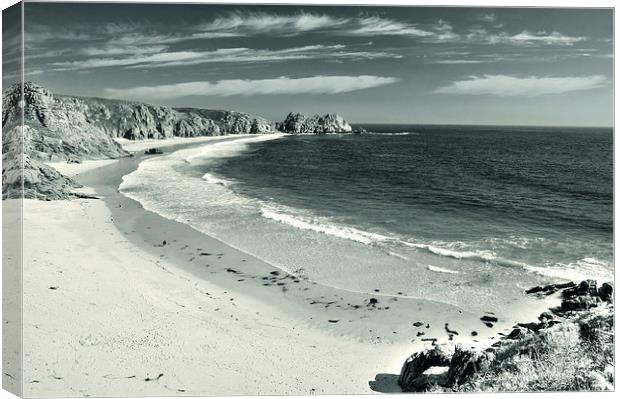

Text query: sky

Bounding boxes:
[2,2,614,126]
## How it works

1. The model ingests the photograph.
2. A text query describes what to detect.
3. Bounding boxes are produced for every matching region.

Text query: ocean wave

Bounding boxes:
[202,172,234,187]
[260,206,392,245]
[523,257,613,282]
[120,135,612,286]
[185,134,285,165]
[258,204,612,282]
[427,265,460,274]
[260,205,522,267]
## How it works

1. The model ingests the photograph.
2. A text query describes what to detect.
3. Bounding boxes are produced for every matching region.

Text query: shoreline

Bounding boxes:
[80,135,562,346]
[22,134,564,395]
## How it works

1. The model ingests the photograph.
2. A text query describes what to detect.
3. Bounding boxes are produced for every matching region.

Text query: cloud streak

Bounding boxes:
[466,29,587,46]
[104,75,400,99]
[195,11,434,38]
[50,44,401,70]
[433,74,607,96]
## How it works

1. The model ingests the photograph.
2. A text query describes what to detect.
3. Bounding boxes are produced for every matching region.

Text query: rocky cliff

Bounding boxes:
[2,82,276,199]
[276,112,352,134]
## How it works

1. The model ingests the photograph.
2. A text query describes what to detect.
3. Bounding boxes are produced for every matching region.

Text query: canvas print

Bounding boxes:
[1,1,614,397]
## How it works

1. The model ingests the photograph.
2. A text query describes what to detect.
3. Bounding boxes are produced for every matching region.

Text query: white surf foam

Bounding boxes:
[523,257,613,282]
[185,134,285,165]
[202,172,234,187]
[260,206,392,246]
[427,265,460,274]
[120,134,613,286]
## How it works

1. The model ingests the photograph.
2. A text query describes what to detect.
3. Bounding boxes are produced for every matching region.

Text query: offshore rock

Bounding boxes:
[277,112,352,134]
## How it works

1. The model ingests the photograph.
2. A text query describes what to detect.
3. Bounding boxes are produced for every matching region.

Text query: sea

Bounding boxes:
[119,125,613,309]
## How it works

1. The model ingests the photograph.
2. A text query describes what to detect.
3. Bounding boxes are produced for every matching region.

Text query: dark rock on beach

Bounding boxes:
[398,345,453,392]
[526,281,576,296]
[144,148,163,155]
[398,279,614,392]
[506,326,530,340]
[598,282,613,302]
[480,315,498,323]
[446,346,494,386]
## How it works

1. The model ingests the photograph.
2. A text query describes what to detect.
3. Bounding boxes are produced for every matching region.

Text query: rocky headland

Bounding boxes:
[2,83,360,200]
[2,82,276,199]
[276,112,352,134]
[398,279,614,392]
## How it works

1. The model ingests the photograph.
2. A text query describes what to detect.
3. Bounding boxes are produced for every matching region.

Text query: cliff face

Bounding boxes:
[175,108,274,135]
[1,82,277,199]
[277,112,352,134]
[3,83,129,162]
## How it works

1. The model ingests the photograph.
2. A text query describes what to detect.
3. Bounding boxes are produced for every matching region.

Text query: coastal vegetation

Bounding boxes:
[399,279,614,392]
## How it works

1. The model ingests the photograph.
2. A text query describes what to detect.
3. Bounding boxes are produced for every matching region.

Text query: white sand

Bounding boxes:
[46,135,270,177]
[46,159,119,178]
[21,199,408,397]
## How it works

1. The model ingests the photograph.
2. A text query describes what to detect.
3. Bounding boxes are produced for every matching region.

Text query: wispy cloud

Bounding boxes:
[104,75,400,99]
[195,11,347,37]
[24,12,589,52]
[49,44,401,71]
[462,27,586,46]
[194,14,587,45]
[345,15,433,37]
[433,74,607,96]
[194,11,433,38]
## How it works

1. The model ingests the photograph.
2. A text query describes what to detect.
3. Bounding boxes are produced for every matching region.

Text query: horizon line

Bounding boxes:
[351,121,614,129]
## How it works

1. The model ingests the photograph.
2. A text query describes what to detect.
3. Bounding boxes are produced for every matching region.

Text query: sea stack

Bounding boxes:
[276,112,352,134]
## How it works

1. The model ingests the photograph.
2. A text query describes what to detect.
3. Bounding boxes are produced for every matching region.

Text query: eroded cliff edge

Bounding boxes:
[2,82,275,199]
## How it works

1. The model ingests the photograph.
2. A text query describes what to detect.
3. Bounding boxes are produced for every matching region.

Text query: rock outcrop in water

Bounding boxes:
[1,82,275,199]
[276,112,352,134]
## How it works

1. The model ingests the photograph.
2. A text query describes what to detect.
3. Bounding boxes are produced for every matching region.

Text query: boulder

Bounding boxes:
[398,345,453,392]
[563,280,598,298]
[446,345,494,386]
[516,322,543,333]
[538,311,555,322]
[554,281,576,289]
[561,296,600,311]
[579,280,599,296]
[526,282,575,296]
[598,282,613,302]
[506,326,530,340]
[405,366,449,391]
[525,286,545,294]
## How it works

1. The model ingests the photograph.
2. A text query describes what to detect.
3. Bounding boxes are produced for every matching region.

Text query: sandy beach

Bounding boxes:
[20,135,563,397]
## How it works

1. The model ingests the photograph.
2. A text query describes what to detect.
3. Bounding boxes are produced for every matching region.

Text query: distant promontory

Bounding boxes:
[276,112,352,134]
